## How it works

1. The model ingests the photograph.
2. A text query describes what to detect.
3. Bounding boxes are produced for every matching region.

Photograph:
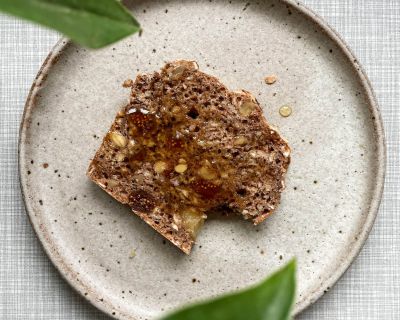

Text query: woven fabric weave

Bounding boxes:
[0,1,399,319]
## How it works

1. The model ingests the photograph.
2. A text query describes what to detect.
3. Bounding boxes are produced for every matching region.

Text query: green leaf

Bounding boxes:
[0,0,140,48]
[161,260,296,320]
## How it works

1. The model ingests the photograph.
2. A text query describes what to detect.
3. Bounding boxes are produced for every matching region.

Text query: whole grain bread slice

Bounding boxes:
[87,60,290,254]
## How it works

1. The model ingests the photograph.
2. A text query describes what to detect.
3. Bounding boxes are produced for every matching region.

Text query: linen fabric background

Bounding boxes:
[0,1,399,319]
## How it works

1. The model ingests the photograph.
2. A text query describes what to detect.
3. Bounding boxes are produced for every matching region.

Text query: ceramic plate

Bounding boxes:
[19,0,385,319]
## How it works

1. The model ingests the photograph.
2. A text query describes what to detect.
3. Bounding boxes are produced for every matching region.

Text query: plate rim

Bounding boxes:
[18,0,386,318]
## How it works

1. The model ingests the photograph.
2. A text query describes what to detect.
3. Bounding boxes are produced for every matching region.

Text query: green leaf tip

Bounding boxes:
[160,260,296,320]
[0,0,141,48]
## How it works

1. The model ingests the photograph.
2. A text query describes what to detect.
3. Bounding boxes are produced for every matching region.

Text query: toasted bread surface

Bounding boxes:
[87,60,290,253]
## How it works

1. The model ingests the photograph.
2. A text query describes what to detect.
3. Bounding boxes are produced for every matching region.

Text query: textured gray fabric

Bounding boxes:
[0,1,399,319]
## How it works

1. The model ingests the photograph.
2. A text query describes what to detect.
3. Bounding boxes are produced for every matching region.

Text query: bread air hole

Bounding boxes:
[187,107,199,119]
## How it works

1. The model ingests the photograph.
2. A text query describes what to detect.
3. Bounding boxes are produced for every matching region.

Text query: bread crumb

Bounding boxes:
[264,75,277,85]
[122,79,133,88]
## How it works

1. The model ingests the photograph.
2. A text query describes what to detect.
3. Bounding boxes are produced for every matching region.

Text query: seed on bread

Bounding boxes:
[239,100,257,116]
[174,163,188,173]
[108,132,127,148]
[181,207,205,238]
[154,161,168,173]
[233,136,248,146]
[115,152,126,162]
[107,179,119,188]
[198,164,217,180]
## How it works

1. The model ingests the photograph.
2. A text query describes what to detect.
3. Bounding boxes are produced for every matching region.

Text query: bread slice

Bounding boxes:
[87,60,290,254]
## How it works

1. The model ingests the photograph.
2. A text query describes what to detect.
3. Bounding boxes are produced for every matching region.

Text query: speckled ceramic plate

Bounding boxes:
[19,0,385,319]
